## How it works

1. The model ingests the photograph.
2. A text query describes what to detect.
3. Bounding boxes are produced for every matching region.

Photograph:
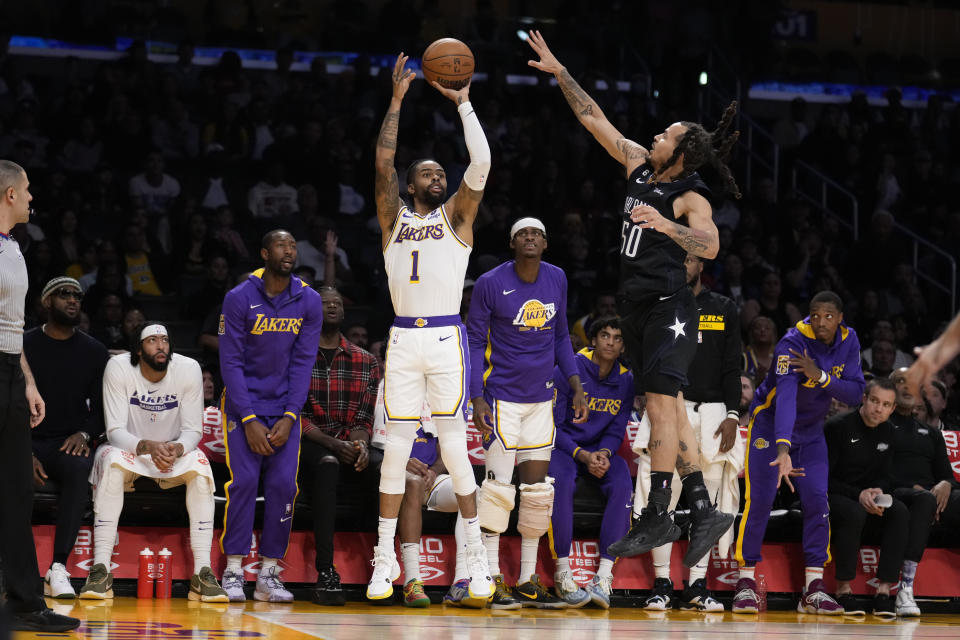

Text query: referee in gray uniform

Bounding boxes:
[0,160,79,634]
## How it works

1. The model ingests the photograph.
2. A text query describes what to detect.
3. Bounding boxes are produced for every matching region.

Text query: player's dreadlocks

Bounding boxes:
[655,101,742,199]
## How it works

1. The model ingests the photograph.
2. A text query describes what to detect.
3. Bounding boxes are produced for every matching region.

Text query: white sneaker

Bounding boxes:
[586,574,613,609]
[554,570,590,608]
[44,563,76,599]
[366,545,401,600]
[465,544,494,601]
[895,585,921,617]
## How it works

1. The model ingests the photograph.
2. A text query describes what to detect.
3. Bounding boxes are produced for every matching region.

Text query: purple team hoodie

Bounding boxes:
[219,269,324,423]
[750,318,865,447]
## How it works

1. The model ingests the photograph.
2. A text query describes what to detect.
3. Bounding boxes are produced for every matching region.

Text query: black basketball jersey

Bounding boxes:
[618,163,712,303]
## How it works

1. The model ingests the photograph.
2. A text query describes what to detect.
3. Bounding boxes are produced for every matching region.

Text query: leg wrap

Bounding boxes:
[477,478,516,534]
[434,416,478,496]
[517,477,555,539]
[380,421,418,494]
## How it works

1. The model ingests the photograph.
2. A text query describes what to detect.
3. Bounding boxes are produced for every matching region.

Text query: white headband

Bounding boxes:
[509,217,547,239]
[140,324,168,341]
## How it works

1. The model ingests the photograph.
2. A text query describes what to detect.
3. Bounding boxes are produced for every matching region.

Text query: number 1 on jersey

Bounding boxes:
[409,250,420,282]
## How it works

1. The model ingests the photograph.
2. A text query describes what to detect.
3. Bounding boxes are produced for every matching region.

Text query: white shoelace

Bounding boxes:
[737,588,759,602]
[806,590,837,607]
[557,571,578,594]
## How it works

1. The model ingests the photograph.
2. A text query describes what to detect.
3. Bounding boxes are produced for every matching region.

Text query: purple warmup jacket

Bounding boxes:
[749,318,865,447]
[219,269,324,424]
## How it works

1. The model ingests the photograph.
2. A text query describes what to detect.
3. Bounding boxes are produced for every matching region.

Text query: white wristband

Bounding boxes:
[818,369,828,384]
[726,410,739,420]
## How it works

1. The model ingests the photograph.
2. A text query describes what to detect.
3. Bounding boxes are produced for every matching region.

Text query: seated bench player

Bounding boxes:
[79,322,227,602]
[548,316,634,609]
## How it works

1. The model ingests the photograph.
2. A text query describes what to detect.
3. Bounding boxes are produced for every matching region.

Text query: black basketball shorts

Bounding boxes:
[617,287,698,397]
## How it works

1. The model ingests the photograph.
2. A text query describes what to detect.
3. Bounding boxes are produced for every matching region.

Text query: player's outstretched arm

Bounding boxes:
[526,30,647,174]
[431,79,489,247]
[375,54,415,248]
[905,311,960,396]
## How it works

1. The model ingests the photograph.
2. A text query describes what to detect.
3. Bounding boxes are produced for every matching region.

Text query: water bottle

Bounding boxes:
[137,547,156,599]
[155,547,173,599]
[756,573,768,612]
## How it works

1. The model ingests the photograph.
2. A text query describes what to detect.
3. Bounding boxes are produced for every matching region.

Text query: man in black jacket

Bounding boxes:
[826,378,925,618]
[25,277,109,599]
[887,368,960,616]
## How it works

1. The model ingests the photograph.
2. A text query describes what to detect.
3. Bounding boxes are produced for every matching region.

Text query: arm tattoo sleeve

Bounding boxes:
[670,224,714,257]
[376,112,399,152]
[375,111,401,214]
[557,69,597,118]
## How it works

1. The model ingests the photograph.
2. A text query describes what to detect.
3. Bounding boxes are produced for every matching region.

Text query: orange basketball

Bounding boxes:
[421,38,475,90]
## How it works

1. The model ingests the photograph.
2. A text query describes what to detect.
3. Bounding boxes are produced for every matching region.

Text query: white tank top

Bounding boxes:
[383,204,471,318]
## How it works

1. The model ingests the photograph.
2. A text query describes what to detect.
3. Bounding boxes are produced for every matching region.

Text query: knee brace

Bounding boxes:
[517,477,555,539]
[434,417,477,496]
[380,421,418,494]
[187,473,215,496]
[478,477,516,533]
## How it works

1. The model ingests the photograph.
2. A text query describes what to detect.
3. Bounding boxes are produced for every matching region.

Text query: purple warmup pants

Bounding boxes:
[220,414,301,559]
[549,452,632,561]
[736,416,830,568]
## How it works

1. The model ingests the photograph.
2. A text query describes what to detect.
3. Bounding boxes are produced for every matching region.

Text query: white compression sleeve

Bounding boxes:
[458,101,491,190]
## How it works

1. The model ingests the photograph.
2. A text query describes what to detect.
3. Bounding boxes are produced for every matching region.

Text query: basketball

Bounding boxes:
[421,38,475,90]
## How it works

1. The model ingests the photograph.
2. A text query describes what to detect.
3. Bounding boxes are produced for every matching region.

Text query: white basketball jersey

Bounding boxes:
[383,204,471,317]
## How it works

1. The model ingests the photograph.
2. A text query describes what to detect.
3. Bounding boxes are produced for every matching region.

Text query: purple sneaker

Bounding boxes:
[732,578,759,614]
[797,579,843,615]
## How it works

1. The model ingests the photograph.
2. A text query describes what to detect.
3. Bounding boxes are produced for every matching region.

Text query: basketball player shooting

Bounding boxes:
[526,31,738,564]
[366,52,494,604]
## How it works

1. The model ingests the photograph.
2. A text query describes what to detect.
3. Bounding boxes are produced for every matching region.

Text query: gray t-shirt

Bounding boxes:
[0,232,27,354]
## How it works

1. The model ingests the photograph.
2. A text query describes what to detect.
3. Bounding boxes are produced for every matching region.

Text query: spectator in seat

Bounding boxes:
[296,217,353,291]
[570,291,617,348]
[887,368,960,616]
[210,205,249,264]
[742,316,777,385]
[299,288,382,606]
[826,378,927,618]
[185,255,231,323]
[25,277,109,599]
[174,213,220,280]
[247,156,299,231]
[89,293,127,352]
[741,271,801,338]
[344,323,369,350]
[79,322,228,602]
[862,320,914,372]
[128,150,181,249]
[121,223,164,296]
[922,380,954,431]
[739,373,755,428]
[864,339,898,379]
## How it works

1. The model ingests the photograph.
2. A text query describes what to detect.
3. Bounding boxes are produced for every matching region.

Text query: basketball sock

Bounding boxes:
[401,543,420,582]
[93,470,124,569]
[260,557,278,574]
[739,566,756,581]
[597,558,614,580]
[519,537,539,582]
[805,567,824,589]
[463,515,482,548]
[648,471,674,511]
[689,559,708,583]
[377,516,398,549]
[555,557,570,575]
[226,556,244,574]
[484,533,501,576]
[901,560,918,588]
[652,543,672,579]
[454,515,467,581]
[681,471,712,514]
[186,476,215,574]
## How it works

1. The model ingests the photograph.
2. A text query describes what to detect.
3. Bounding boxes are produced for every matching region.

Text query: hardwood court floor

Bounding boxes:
[17,597,960,639]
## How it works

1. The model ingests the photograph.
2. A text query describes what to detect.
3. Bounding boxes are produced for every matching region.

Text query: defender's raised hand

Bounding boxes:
[526,30,564,75]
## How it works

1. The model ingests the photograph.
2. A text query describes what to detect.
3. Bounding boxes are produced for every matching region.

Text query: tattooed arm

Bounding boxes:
[375,54,415,248]
[629,191,719,259]
[525,30,648,174]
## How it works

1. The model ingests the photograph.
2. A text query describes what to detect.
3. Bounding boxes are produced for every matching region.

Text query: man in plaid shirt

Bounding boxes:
[300,287,382,605]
